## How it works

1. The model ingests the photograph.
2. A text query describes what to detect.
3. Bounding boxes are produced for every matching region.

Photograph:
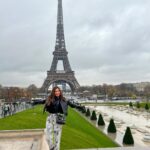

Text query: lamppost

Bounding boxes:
[7,87,10,103]
[15,89,18,102]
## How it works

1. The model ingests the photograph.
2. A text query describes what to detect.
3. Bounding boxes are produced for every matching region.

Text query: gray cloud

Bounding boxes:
[0,0,150,87]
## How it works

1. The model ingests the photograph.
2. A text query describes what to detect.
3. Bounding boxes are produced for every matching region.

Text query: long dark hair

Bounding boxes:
[43,86,66,113]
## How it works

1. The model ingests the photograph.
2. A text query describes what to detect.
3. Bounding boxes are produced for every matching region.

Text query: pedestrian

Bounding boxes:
[43,86,68,150]
[4,104,9,117]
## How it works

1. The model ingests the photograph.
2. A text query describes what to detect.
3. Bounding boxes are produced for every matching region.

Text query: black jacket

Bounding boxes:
[43,96,69,116]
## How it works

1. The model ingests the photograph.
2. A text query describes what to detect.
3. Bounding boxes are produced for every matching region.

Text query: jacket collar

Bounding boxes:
[54,95,61,100]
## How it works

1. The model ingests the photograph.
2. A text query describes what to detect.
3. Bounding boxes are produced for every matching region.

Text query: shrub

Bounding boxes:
[123,127,134,145]
[85,108,91,117]
[145,103,149,111]
[76,105,82,111]
[129,102,133,108]
[136,101,140,109]
[98,114,105,126]
[81,106,86,113]
[90,110,97,120]
[107,118,116,133]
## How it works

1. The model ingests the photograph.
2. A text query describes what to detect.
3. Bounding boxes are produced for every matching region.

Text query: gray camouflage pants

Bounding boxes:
[45,113,63,150]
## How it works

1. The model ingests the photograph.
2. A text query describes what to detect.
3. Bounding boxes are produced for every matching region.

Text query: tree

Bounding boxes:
[115,83,137,97]
[107,118,116,133]
[144,85,150,101]
[123,127,134,145]
[131,94,137,99]
[27,84,38,98]
[107,85,116,99]
[85,108,91,117]
[90,110,97,120]
[98,114,105,126]
[0,84,3,99]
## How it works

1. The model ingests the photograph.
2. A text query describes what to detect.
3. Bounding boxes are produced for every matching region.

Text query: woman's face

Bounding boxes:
[54,88,61,97]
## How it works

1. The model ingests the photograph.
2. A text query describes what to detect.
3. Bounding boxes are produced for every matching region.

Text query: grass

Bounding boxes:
[82,102,150,108]
[82,102,129,105]
[61,107,118,150]
[0,105,47,130]
[0,105,119,149]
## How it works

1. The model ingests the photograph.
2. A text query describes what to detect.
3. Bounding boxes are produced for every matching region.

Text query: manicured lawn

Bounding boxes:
[0,105,47,130]
[82,102,129,105]
[61,107,119,150]
[0,105,119,149]
[82,102,150,108]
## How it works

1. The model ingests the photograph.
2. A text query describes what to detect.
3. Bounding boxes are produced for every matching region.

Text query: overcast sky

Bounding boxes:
[0,0,150,88]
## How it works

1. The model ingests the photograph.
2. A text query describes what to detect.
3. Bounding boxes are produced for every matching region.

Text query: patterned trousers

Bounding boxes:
[45,113,63,150]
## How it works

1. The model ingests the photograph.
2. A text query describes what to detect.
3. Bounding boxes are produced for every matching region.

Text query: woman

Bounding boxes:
[43,86,68,150]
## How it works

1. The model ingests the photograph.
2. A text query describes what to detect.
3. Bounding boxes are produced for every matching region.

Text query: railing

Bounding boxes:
[56,70,66,73]
[0,102,33,118]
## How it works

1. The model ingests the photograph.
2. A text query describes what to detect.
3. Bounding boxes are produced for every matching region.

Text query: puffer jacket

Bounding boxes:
[43,96,68,116]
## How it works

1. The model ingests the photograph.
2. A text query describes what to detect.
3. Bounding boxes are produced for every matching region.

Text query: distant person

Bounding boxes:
[4,104,8,117]
[43,86,68,150]
[7,104,11,115]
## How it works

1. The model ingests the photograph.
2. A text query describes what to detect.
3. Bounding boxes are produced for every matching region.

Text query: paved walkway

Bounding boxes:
[73,108,150,150]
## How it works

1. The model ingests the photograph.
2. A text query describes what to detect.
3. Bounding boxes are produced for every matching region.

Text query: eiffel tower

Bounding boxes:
[40,0,80,94]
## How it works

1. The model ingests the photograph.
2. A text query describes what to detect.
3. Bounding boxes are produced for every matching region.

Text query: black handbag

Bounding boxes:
[56,113,66,124]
